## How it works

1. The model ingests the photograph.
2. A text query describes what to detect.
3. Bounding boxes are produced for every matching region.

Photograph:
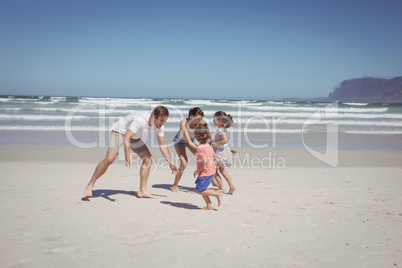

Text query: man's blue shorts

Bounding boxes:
[195,174,215,192]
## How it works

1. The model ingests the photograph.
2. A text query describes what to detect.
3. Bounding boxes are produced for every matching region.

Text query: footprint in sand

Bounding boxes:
[21,231,34,237]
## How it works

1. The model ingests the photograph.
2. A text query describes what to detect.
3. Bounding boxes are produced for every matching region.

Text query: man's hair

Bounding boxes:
[194,123,210,144]
[152,106,169,118]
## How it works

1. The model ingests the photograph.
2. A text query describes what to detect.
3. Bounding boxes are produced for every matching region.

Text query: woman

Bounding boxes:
[171,107,207,192]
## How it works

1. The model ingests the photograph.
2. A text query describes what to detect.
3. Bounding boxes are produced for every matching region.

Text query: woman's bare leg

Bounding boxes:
[172,145,188,192]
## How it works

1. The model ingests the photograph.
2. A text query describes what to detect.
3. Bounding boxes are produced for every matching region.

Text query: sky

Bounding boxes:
[0,0,401,100]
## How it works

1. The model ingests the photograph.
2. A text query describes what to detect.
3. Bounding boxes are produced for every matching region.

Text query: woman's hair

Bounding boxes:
[188,107,204,118]
[194,123,210,144]
[152,105,169,118]
[214,111,233,128]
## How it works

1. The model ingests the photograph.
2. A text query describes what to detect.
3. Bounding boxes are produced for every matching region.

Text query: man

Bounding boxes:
[84,105,179,199]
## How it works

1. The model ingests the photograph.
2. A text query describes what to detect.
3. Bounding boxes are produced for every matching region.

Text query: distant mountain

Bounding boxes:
[324,77,402,103]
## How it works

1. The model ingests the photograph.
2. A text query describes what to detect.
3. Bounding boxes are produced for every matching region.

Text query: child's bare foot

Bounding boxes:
[84,184,93,197]
[227,187,236,195]
[171,185,179,192]
[137,191,157,199]
[216,192,223,207]
[201,204,215,210]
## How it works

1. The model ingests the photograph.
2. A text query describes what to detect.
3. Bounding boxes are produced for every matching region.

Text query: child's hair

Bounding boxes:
[194,123,210,144]
[214,111,233,128]
[152,106,169,118]
[188,107,204,118]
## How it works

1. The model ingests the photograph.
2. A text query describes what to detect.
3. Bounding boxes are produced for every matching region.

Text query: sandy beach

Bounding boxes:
[1,145,401,267]
[2,0,402,266]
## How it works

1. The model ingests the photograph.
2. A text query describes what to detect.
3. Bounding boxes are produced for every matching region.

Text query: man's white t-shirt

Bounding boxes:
[111,111,164,139]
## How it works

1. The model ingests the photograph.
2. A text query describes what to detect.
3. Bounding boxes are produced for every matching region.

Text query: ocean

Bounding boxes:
[1,95,402,150]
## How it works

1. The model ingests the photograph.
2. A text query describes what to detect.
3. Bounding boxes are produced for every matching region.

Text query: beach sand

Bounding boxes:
[1,145,401,267]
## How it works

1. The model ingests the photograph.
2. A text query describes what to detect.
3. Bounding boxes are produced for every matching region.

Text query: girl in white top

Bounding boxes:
[171,107,209,192]
[211,111,236,195]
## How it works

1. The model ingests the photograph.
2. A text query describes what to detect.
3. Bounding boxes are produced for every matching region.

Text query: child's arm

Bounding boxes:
[209,128,214,142]
[212,133,228,147]
[193,158,207,178]
[209,127,215,144]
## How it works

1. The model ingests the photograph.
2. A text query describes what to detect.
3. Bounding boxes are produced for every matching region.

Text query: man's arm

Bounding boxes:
[157,135,179,175]
[124,129,135,168]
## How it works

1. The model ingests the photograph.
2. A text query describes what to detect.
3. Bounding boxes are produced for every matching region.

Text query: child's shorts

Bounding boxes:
[195,174,215,192]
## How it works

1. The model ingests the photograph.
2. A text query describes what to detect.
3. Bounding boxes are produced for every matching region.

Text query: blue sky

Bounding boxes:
[1,0,401,100]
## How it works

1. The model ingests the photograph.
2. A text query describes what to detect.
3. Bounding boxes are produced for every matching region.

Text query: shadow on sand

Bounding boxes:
[160,201,200,210]
[81,189,166,202]
[152,184,196,193]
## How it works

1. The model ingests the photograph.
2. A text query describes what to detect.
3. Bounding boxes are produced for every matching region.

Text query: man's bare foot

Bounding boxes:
[171,185,179,192]
[216,192,223,207]
[201,204,215,210]
[227,187,236,195]
[137,191,157,199]
[84,184,93,197]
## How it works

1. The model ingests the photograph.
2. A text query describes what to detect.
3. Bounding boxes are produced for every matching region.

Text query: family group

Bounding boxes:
[83,106,236,210]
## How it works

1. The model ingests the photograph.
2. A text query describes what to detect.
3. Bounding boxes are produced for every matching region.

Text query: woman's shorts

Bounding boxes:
[107,131,149,154]
[173,130,196,147]
[173,137,196,147]
[195,174,215,192]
